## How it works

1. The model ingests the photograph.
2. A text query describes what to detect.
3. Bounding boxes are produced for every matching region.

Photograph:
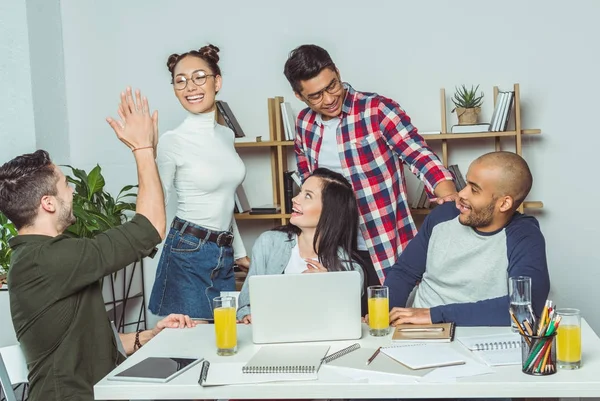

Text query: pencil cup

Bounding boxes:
[520,332,557,375]
[367,285,389,337]
[213,296,237,356]
[556,308,582,370]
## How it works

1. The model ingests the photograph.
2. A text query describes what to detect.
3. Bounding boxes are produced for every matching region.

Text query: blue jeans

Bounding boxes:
[148,217,235,318]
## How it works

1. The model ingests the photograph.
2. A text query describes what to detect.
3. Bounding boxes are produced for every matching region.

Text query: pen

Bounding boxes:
[397,327,444,332]
[366,346,381,365]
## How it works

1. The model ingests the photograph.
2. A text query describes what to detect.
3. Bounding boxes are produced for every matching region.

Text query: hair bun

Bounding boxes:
[166,53,180,73]
[198,44,220,64]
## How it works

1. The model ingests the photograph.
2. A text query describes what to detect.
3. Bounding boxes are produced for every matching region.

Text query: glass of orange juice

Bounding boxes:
[556,308,581,369]
[213,296,237,356]
[367,285,389,336]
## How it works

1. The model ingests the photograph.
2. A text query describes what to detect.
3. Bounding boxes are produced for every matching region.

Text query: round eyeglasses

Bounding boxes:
[304,78,343,105]
[172,70,215,90]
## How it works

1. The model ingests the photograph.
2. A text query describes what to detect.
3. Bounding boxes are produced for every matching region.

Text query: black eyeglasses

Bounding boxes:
[172,70,215,90]
[304,78,343,105]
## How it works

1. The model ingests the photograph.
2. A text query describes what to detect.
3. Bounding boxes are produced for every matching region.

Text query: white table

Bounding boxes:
[94,320,600,400]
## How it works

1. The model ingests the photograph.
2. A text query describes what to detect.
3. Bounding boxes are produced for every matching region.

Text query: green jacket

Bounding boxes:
[8,214,161,401]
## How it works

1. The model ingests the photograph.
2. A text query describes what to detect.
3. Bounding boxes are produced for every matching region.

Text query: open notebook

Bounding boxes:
[457,333,522,366]
[381,343,466,370]
[199,344,330,386]
[323,344,433,380]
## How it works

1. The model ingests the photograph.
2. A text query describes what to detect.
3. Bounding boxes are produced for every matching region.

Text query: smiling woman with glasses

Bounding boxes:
[148,44,250,320]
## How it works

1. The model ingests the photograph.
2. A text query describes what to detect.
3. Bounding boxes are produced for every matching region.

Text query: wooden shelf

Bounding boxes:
[234,212,292,220]
[234,140,293,148]
[422,129,541,141]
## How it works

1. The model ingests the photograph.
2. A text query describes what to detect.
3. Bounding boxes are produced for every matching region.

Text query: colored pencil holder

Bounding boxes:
[520,332,557,375]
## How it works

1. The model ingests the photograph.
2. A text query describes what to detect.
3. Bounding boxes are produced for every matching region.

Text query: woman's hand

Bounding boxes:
[235,256,250,271]
[302,259,328,273]
[106,87,159,154]
[151,314,197,336]
[239,314,252,324]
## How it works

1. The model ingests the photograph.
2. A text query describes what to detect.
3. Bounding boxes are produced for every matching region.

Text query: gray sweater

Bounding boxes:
[237,230,364,320]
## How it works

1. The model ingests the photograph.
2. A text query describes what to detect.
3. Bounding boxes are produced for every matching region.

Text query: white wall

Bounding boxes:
[26,0,70,165]
[52,0,600,332]
[0,0,36,163]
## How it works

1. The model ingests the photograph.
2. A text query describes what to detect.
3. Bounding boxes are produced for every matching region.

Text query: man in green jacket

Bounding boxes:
[0,88,195,401]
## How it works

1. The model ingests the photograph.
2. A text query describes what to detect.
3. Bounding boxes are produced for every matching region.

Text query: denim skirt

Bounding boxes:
[148,217,235,318]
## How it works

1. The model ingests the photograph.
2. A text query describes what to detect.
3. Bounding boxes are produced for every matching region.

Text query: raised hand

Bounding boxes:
[106,87,158,153]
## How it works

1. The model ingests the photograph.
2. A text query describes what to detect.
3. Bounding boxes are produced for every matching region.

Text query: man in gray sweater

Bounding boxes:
[384,151,550,326]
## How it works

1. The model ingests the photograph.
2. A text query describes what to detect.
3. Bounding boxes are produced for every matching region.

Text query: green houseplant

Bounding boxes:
[64,165,137,238]
[451,84,484,125]
[0,212,17,282]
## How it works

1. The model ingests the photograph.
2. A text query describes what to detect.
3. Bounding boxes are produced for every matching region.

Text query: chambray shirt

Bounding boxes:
[237,230,364,320]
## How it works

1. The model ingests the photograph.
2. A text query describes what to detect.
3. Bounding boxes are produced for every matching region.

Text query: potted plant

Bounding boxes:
[64,165,137,238]
[0,212,17,286]
[451,84,484,125]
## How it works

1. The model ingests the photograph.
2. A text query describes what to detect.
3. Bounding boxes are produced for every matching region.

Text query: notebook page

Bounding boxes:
[325,347,432,378]
[381,344,466,370]
[244,344,330,373]
[200,362,317,386]
[456,333,521,366]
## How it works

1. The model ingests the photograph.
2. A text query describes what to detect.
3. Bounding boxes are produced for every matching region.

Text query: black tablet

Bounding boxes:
[107,357,203,383]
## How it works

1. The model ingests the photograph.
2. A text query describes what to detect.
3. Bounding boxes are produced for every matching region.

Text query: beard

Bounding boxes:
[458,199,496,228]
[58,198,76,229]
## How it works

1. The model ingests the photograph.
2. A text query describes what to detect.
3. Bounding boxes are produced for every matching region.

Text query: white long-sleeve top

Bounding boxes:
[156,110,247,259]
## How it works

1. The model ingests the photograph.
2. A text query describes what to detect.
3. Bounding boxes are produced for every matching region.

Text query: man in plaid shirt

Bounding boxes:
[283,44,457,291]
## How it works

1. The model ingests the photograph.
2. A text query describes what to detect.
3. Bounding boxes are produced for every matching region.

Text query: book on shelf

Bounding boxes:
[280,102,297,141]
[411,182,425,209]
[391,322,456,343]
[488,92,506,132]
[234,185,251,213]
[249,204,281,215]
[448,164,466,191]
[216,100,246,138]
[290,171,303,188]
[451,123,491,134]
[283,171,299,214]
[488,91,514,132]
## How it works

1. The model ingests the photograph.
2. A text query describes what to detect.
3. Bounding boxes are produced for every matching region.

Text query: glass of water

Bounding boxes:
[509,276,532,332]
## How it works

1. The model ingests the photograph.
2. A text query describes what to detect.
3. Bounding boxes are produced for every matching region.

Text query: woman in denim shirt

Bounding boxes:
[237,168,365,323]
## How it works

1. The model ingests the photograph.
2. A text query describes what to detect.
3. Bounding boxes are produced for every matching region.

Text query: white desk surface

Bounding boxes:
[94,320,600,400]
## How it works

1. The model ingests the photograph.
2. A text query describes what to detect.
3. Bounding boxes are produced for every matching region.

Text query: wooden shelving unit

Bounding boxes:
[414,83,543,215]
[228,96,293,226]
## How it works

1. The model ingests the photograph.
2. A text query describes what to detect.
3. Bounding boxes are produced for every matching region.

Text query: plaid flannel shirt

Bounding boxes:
[294,83,453,282]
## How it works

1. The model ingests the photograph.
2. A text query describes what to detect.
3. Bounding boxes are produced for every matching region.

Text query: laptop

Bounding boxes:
[249,271,362,344]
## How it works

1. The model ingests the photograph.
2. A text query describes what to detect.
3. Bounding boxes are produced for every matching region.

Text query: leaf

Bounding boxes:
[86,165,106,199]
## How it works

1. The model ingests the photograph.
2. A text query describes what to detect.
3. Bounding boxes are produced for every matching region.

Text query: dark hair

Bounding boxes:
[0,150,58,229]
[273,168,362,273]
[166,44,221,81]
[283,44,337,94]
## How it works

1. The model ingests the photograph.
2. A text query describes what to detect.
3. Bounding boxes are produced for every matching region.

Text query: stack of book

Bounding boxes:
[488,91,514,132]
[411,164,466,209]
[280,102,297,141]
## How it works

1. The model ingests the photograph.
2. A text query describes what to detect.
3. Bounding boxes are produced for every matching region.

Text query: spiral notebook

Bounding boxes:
[243,344,330,373]
[457,333,522,366]
[198,344,329,386]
